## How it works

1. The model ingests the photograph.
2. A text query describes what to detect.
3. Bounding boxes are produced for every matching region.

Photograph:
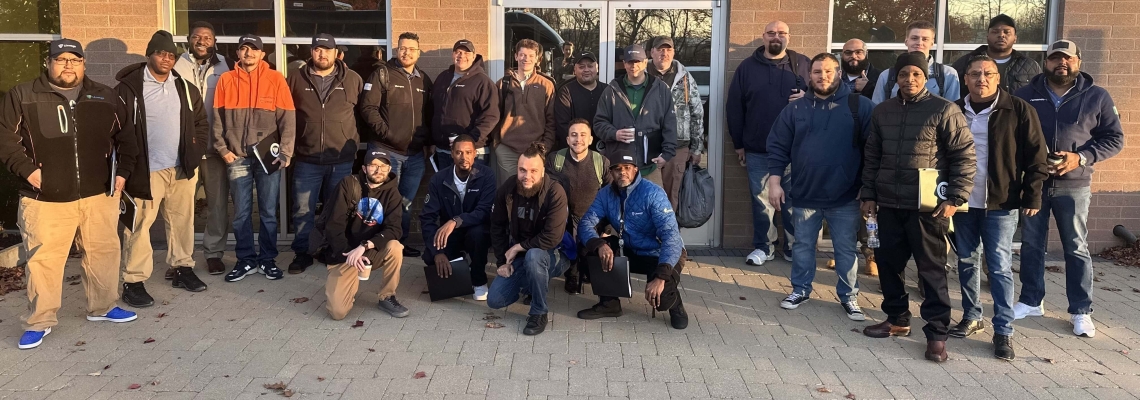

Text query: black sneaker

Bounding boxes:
[842,301,866,321]
[224,261,258,282]
[288,254,313,274]
[949,319,985,338]
[403,247,422,258]
[564,276,582,294]
[521,294,532,306]
[378,296,410,318]
[577,300,623,319]
[668,301,688,330]
[171,267,208,292]
[523,314,548,335]
[260,262,284,280]
[121,282,154,307]
[993,334,1016,361]
[780,292,809,310]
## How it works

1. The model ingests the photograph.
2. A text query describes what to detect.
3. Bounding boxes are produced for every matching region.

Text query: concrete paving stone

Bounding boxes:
[699,369,751,398]
[509,353,550,380]
[527,379,567,396]
[625,381,668,400]
[425,365,472,394]
[1046,387,1099,400]
[605,381,627,397]
[567,367,607,396]
[485,378,527,400]
[666,382,710,398]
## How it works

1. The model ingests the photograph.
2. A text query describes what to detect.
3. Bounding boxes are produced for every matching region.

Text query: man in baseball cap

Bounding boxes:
[647,34,704,209]
[238,34,264,51]
[429,39,498,172]
[49,38,84,58]
[553,50,603,152]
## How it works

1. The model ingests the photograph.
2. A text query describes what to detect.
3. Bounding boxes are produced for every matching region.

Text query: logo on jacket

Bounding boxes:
[270,143,281,157]
[395,84,405,88]
[357,198,384,226]
[455,84,466,88]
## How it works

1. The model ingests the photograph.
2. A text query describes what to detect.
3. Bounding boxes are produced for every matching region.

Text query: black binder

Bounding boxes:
[423,257,475,302]
[249,132,283,175]
[587,256,632,298]
[119,194,137,231]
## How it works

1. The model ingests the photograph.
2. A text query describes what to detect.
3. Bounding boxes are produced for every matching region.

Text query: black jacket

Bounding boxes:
[0,74,137,202]
[490,176,569,265]
[286,59,364,165]
[419,162,497,262]
[593,75,678,165]
[844,65,881,99]
[952,46,1041,94]
[114,63,209,200]
[321,172,403,264]
[553,79,606,151]
[430,55,500,150]
[954,90,1049,210]
[860,89,976,210]
[359,58,433,155]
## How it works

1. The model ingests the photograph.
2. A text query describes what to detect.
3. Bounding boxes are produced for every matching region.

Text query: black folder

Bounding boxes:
[587,256,632,298]
[423,257,475,302]
[119,194,137,231]
[249,132,283,175]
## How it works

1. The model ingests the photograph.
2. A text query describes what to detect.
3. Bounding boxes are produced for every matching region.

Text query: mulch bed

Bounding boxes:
[1099,241,1140,268]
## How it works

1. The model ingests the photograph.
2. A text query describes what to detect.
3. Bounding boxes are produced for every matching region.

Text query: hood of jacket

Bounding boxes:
[385,57,427,77]
[230,60,276,84]
[297,58,350,86]
[1026,70,1097,98]
[447,54,489,83]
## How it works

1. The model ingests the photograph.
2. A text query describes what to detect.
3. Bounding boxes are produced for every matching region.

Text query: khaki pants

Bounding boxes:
[494,145,521,188]
[660,147,690,210]
[325,240,404,320]
[18,194,122,331]
[120,167,199,283]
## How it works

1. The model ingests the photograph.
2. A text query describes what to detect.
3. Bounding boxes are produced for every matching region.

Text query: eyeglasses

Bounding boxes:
[51,57,85,66]
[842,49,866,56]
[765,31,789,38]
[966,72,1000,80]
[397,47,420,53]
[152,51,177,61]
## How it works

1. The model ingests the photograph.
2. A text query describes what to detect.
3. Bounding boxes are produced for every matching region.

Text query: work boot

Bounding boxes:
[668,301,689,330]
[925,340,948,362]
[993,334,1015,361]
[121,282,154,307]
[207,258,226,275]
[288,253,314,274]
[171,267,208,292]
[862,320,910,338]
[577,299,623,319]
[862,246,878,276]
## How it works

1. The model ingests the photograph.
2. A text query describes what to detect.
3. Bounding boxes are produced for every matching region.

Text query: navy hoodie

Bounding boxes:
[726,46,811,154]
[430,55,500,151]
[766,83,874,209]
[1013,72,1124,188]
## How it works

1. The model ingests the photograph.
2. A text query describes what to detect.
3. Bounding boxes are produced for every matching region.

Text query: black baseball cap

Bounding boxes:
[238,34,264,51]
[49,39,84,58]
[574,52,597,64]
[364,147,393,166]
[312,33,337,49]
[988,14,1016,30]
[453,39,475,53]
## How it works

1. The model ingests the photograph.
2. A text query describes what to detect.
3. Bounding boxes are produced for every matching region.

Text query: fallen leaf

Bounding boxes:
[485,322,505,329]
[75,341,85,346]
[1133,288,1140,293]
[317,376,325,381]
[88,371,101,376]
[482,315,501,320]
[568,360,578,365]
[157,313,166,318]
[103,365,111,370]
[162,300,170,305]
[817,387,833,393]
[291,297,310,304]
[413,371,427,379]
[351,320,364,328]
[846,394,856,399]
[128,383,141,390]
[1121,350,1129,355]
[228,319,237,322]
[151,381,158,386]
[1043,358,1056,364]
[1097,271,1105,276]
[739,296,747,300]
[850,328,859,333]
[1045,265,1064,273]
[1094,371,1106,376]
[263,381,288,390]
[1103,287,1122,292]
[257,289,265,293]
[143,338,155,344]
[282,389,295,397]
[1093,277,1101,282]
[64,275,80,282]
[368,348,375,352]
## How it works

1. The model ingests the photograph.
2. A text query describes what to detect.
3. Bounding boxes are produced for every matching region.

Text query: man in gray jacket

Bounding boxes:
[647,36,704,209]
[593,43,677,185]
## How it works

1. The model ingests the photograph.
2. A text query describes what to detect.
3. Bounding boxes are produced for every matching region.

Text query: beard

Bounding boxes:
[766,41,785,56]
[312,58,335,72]
[516,176,543,198]
[841,58,868,75]
[48,72,81,89]
[1045,67,1078,86]
[812,78,840,97]
[366,171,389,185]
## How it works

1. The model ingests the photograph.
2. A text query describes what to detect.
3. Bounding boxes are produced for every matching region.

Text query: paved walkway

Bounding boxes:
[1,249,1138,399]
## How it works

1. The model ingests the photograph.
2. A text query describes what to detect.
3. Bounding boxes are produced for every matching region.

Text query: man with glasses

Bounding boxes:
[173,21,231,277]
[727,20,811,266]
[430,39,498,171]
[594,43,677,186]
[1,38,140,349]
[840,39,880,99]
[115,30,211,307]
[952,15,1041,94]
[360,32,434,259]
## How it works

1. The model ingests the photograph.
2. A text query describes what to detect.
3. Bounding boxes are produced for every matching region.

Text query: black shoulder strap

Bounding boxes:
[932,62,946,95]
[849,94,863,148]
[787,50,803,90]
[886,67,897,99]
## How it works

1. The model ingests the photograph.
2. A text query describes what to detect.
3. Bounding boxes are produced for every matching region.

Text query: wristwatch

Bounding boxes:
[360,240,373,250]
[1078,153,1088,166]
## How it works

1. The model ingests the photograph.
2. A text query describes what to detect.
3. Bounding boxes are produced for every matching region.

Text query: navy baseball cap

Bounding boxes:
[453,39,475,53]
[50,39,84,58]
[364,148,393,166]
[624,44,647,62]
[238,34,264,51]
[312,33,337,49]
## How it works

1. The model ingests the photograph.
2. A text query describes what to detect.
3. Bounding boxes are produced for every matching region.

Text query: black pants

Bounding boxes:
[591,236,686,312]
[439,224,490,287]
[874,207,951,341]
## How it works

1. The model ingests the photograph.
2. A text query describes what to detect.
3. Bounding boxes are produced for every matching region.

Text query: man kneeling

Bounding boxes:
[320,149,408,319]
[577,146,688,329]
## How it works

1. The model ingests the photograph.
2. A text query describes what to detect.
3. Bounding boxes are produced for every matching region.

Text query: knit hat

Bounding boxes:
[894,51,929,78]
[146,30,177,56]
[606,143,638,168]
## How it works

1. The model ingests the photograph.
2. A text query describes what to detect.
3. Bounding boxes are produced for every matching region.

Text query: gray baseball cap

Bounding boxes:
[1047,40,1080,59]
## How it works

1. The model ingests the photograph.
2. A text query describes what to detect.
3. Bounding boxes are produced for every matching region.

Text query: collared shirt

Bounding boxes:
[143,66,182,172]
[623,76,646,117]
[963,92,998,208]
[1047,84,1075,109]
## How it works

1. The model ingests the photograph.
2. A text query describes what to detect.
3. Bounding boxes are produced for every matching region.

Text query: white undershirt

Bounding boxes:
[453,167,469,202]
[964,92,998,209]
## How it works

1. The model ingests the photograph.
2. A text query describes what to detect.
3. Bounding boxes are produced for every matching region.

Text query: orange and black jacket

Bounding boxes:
[211,60,296,162]
[0,74,138,202]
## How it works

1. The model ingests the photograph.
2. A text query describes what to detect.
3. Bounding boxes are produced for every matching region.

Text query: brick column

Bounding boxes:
[59,0,161,85]
[390,0,489,78]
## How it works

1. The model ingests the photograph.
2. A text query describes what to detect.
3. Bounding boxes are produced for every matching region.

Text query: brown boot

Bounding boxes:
[862,246,878,276]
[826,259,836,269]
[863,320,911,338]
[925,340,948,362]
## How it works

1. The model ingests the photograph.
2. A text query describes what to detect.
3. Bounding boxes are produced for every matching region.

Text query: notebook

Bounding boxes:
[249,132,283,175]
[423,257,475,302]
[587,255,632,298]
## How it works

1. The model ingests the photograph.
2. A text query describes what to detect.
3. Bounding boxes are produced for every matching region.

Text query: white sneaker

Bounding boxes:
[746,249,775,266]
[473,285,489,301]
[1012,302,1044,320]
[1071,314,1096,338]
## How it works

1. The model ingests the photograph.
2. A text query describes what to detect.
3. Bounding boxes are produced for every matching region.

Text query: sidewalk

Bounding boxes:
[0,249,1137,399]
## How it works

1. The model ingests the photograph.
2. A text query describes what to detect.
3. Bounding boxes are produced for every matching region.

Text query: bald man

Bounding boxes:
[840,39,880,99]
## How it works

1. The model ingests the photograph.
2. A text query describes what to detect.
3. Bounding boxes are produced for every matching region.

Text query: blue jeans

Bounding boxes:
[392,153,426,242]
[789,201,861,302]
[953,208,1018,335]
[1018,186,1093,315]
[228,157,282,263]
[745,152,793,253]
[487,248,567,315]
[290,161,353,254]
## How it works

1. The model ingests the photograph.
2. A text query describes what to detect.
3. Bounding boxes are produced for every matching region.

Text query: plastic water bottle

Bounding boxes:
[866,214,880,249]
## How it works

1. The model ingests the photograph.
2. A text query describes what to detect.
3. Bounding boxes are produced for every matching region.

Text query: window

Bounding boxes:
[830,0,1054,63]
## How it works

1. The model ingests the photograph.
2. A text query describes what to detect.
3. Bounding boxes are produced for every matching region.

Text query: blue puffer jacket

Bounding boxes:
[1013,71,1125,188]
[578,175,684,279]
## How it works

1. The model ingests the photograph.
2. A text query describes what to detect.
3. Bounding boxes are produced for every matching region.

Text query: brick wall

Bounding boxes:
[59,0,159,85]
[390,0,489,77]
[1058,0,1140,252]
[722,0,830,249]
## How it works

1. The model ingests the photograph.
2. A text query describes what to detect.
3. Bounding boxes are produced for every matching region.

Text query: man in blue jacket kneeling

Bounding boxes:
[576,145,688,329]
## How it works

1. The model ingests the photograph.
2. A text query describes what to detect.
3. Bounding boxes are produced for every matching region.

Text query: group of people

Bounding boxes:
[1,20,705,348]
[732,17,1123,362]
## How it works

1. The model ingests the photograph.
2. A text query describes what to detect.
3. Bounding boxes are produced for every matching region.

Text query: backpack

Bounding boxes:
[885,61,947,98]
[552,148,605,186]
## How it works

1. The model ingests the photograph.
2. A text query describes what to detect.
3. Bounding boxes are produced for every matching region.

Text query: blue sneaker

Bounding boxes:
[87,307,138,323]
[225,260,258,282]
[18,328,50,349]
[260,262,284,280]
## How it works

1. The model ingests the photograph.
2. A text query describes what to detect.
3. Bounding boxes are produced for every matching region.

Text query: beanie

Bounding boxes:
[894,51,929,78]
[146,30,177,56]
